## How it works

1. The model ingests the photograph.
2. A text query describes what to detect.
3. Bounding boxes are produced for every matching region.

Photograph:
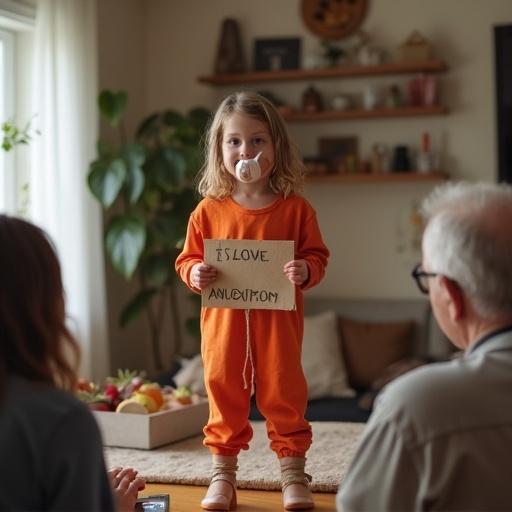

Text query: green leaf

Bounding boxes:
[123,143,145,168]
[142,254,172,285]
[125,165,145,204]
[151,211,184,247]
[98,90,127,127]
[152,189,197,250]
[146,147,186,191]
[164,147,187,182]
[120,288,157,327]
[181,145,203,178]
[88,158,127,208]
[188,107,211,133]
[174,123,196,145]
[105,215,146,279]
[136,112,160,140]
[122,143,146,204]
[1,118,35,152]
[141,188,161,211]
[162,110,186,129]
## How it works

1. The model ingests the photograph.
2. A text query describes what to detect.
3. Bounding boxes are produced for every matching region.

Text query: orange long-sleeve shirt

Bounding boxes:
[176,194,329,292]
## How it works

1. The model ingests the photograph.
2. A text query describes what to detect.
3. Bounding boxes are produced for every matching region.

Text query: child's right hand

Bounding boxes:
[191,263,217,289]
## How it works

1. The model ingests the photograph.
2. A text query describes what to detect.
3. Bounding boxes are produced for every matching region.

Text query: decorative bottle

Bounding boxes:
[417,132,433,173]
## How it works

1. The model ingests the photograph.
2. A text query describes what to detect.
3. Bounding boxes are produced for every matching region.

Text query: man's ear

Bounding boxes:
[439,275,465,321]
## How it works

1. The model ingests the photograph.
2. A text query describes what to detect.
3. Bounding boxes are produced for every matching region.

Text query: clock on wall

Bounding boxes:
[301,0,368,40]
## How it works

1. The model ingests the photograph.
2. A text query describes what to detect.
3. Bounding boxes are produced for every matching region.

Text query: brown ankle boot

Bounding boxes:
[280,457,314,511]
[201,455,238,511]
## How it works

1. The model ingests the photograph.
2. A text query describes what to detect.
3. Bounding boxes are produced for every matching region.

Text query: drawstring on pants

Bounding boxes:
[242,309,255,392]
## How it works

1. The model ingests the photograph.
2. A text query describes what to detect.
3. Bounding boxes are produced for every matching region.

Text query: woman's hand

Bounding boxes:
[283,259,309,286]
[108,467,145,512]
[191,263,217,289]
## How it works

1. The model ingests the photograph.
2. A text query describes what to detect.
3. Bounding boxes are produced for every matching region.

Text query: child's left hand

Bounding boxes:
[283,259,309,286]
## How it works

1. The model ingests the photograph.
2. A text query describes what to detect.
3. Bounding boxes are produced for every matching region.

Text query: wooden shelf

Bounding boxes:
[198,60,448,85]
[306,171,448,183]
[283,105,448,122]
[198,61,450,185]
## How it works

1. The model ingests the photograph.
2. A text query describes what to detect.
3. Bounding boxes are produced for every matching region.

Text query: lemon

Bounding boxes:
[115,399,148,414]
[132,391,159,413]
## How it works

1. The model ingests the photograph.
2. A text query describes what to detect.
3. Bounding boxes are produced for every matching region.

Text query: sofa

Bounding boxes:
[249,297,453,423]
[160,297,453,423]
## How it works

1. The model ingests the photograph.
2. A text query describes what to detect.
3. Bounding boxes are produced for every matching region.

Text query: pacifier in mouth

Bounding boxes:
[235,152,262,183]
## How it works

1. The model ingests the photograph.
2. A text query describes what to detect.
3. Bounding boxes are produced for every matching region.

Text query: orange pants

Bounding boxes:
[201,304,311,458]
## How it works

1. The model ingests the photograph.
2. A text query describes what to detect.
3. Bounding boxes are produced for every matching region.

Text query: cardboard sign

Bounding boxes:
[203,239,295,310]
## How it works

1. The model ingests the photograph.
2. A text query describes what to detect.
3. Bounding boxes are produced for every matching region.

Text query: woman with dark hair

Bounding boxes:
[0,215,143,511]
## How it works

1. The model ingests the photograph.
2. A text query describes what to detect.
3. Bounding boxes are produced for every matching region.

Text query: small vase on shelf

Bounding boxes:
[417,132,434,173]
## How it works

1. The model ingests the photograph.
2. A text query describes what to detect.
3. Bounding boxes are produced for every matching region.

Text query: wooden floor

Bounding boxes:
[141,483,336,511]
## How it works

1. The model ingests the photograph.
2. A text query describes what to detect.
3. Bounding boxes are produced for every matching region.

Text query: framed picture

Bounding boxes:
[318,136,359,173]
[253,38,301,71]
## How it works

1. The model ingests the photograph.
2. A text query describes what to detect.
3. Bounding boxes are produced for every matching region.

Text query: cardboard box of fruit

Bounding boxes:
[77,370,209,449]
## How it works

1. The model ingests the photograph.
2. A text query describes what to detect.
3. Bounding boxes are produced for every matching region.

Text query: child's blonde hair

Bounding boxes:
[197,91,305,199]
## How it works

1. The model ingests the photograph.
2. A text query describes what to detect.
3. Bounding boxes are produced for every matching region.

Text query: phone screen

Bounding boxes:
[135,494,170,512]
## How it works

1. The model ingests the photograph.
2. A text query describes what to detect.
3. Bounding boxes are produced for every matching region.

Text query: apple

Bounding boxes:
[88,400,112,412]
[104,383,120,401]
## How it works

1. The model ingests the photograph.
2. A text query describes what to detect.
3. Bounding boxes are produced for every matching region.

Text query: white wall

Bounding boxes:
[97,0,155,372]
[97,0,512,370]
[142,0,512,300]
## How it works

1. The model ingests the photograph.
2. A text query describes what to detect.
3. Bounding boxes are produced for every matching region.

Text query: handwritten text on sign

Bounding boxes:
[203,239,295,310]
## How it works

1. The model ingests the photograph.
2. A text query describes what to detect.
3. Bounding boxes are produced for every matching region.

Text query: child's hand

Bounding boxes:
[108,467,145,512]
[283,259,309,286]
[191,263,217,289]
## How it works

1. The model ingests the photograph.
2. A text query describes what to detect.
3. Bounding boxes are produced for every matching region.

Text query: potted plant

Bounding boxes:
[1,119,37,151]
[88,90,209,370]
[1,119,38,216]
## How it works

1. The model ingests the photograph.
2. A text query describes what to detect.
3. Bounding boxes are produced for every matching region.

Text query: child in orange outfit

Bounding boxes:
[175,91,329,511]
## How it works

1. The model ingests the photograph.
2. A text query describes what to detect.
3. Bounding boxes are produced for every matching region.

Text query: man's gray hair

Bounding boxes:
[421,181,512,316]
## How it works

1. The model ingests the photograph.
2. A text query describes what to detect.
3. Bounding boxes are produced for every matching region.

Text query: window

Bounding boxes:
[0,27,15,212]
[0,1,35,214]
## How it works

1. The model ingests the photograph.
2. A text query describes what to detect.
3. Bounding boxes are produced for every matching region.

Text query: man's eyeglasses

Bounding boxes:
[411,264,439,294]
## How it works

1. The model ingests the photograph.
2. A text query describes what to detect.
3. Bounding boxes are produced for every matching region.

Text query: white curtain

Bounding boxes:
[31,0,109,381]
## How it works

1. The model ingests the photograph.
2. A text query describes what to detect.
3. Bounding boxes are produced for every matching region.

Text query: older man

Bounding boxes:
[337,182,512,511]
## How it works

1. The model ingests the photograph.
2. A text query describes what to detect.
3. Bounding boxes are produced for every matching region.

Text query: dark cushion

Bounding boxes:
[249,395,370,423]
[154,360,182,388]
